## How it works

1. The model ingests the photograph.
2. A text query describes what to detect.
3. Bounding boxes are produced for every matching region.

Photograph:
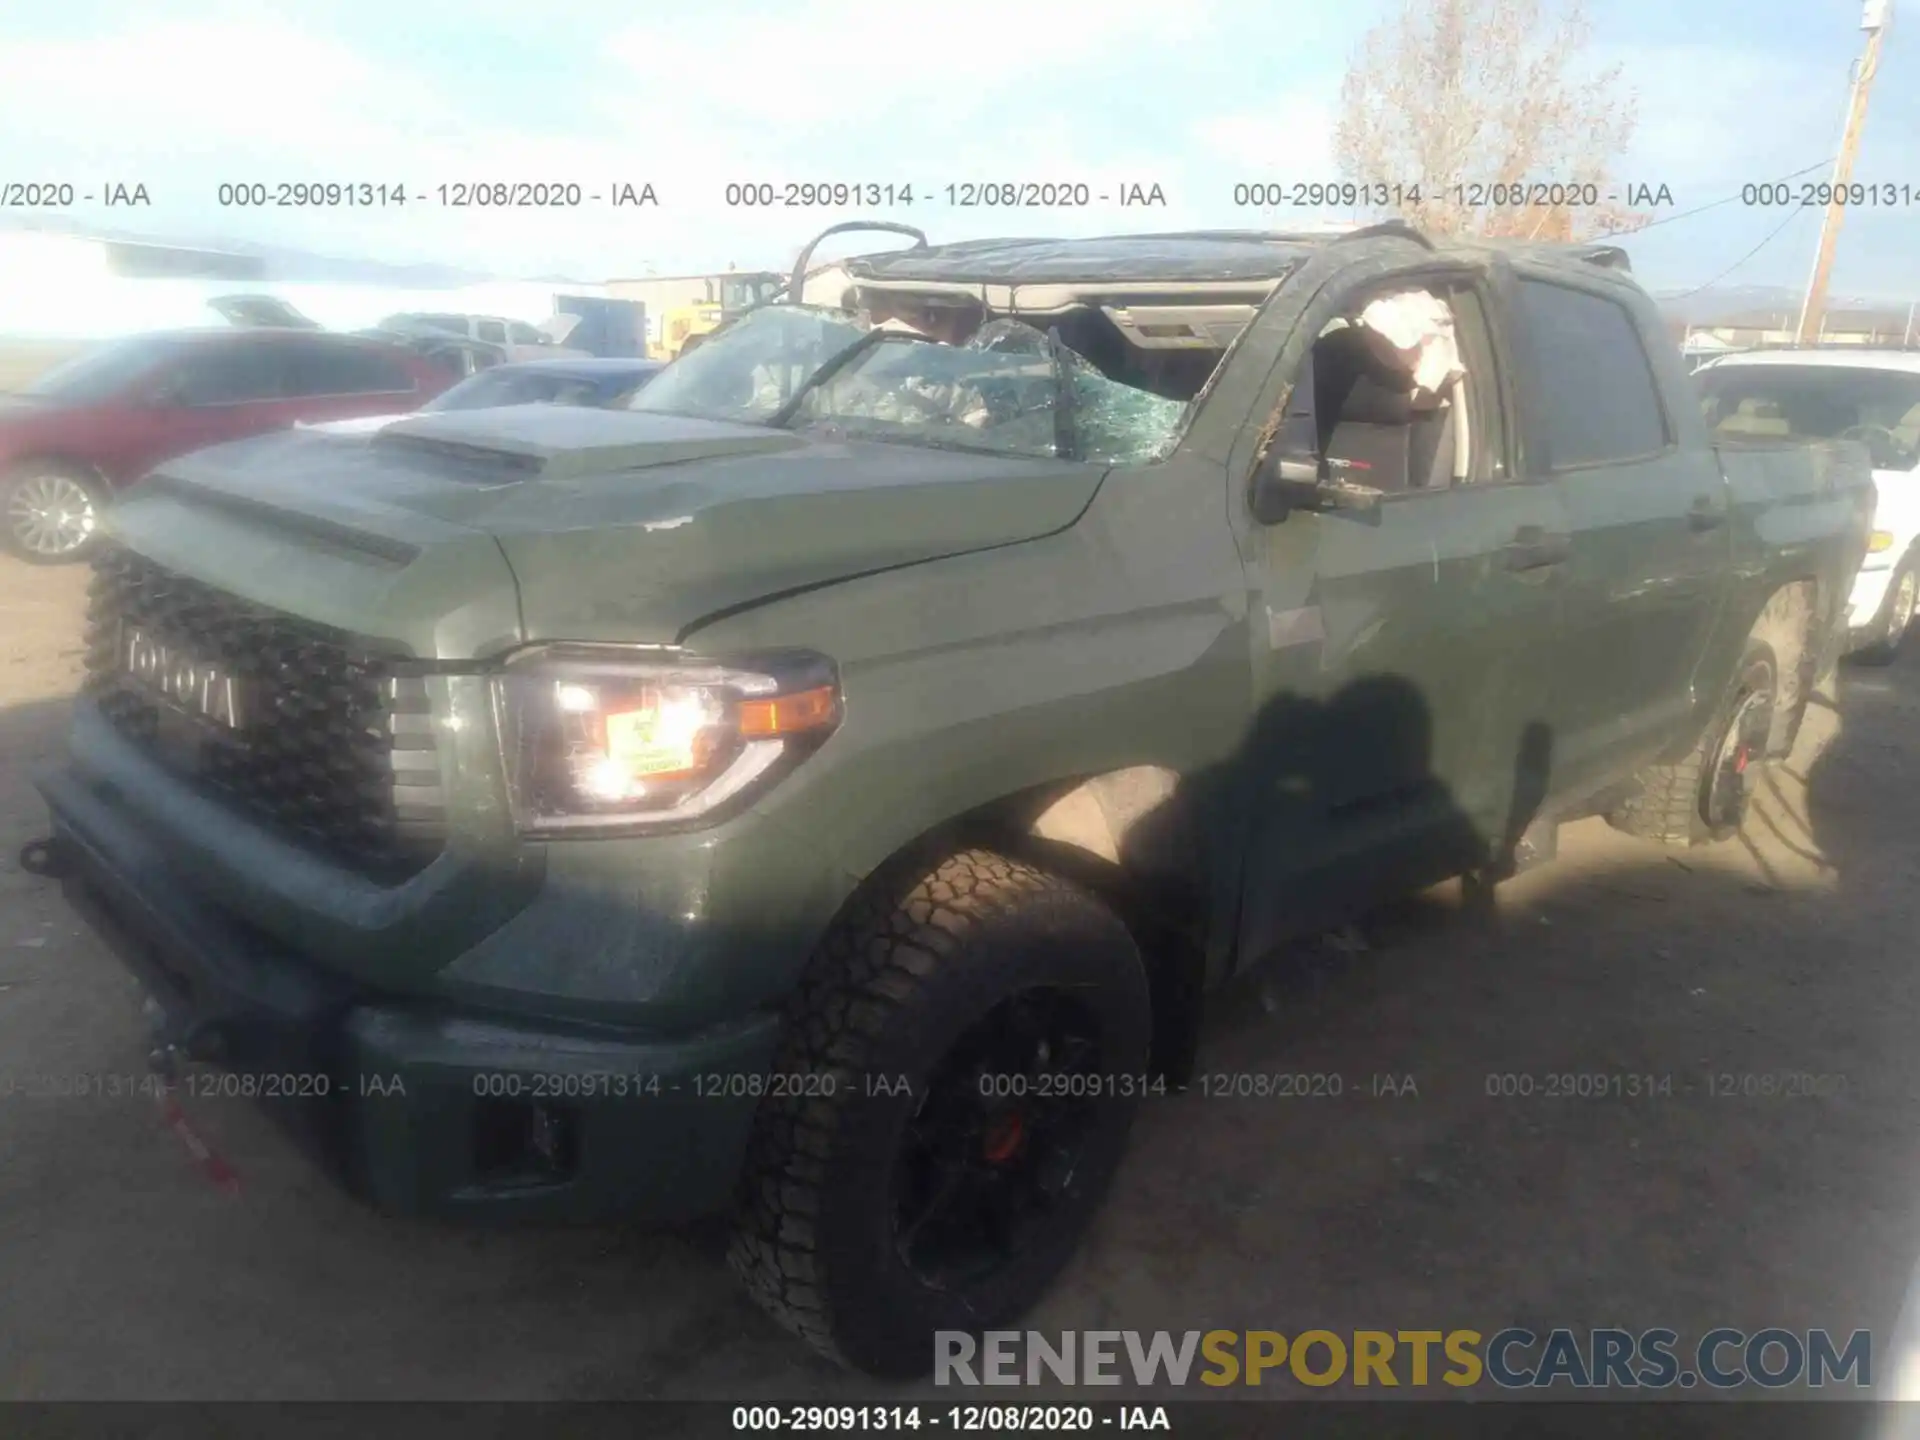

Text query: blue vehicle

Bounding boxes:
[422,355,665,411]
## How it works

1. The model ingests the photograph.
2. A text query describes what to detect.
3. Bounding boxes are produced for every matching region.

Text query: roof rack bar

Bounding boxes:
[1326,221,1632,270]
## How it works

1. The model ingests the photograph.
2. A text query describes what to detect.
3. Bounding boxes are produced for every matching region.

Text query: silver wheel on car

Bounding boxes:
[1891,567,1918,643]
[2,469,100,563]
[1857,561,1918,666]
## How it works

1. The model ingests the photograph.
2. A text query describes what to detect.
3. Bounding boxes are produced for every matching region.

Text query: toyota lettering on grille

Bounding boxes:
[120,626,248,730]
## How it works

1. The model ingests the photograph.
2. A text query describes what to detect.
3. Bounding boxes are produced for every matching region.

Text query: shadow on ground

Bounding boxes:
[1,640,1917,1400]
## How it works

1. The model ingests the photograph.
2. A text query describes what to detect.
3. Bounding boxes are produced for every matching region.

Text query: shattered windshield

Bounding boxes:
[626,304,1187,464]
[627,305,867,426]
[789,318,1187,462]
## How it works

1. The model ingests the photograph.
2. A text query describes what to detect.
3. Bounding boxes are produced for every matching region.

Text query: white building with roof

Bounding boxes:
[0,226,604,341]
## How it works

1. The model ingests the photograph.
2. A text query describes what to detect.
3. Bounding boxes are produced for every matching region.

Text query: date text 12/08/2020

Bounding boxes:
[1230,180,1678,209]
[720,182,1168,208]
[461,1070,1418,1103]
[0,1071,406,1099]
[733,1405,1172,1432]
[211,182,659,208]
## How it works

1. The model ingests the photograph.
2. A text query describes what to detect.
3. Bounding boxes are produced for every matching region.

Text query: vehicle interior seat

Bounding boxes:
[1714,398,1792,438]
[1311,323,1457,493]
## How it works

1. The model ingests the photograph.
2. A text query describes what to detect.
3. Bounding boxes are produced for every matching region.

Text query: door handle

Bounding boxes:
[1503,525,1571,572]
[1688,495,1729,531]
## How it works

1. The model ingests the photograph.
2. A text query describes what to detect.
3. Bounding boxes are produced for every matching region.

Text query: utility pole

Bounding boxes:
[1796,0,1892,346]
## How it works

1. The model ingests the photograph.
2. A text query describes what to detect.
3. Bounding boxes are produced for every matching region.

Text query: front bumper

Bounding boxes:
[36,759,783,1224]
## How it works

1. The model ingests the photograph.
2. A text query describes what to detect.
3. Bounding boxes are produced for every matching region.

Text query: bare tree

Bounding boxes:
[1335,0,1644,240]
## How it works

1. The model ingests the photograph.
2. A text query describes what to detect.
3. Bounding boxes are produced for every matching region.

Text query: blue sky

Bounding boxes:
[1,0,1915,298]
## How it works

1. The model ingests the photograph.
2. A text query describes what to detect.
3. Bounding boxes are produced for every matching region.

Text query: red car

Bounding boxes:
[0,328,455,562]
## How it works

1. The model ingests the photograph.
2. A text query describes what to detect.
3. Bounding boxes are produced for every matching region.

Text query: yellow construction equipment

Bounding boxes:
[605,271,784,361]
[609,227,932,361]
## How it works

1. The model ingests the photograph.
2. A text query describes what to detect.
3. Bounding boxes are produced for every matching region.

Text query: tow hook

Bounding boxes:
[17,836,72,880]
[142,997,229,1077]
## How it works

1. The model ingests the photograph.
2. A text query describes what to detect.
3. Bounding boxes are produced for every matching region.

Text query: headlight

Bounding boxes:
[492,645,840,835]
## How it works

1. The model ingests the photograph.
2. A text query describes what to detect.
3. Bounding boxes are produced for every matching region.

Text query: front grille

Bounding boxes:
[81,547,447,882]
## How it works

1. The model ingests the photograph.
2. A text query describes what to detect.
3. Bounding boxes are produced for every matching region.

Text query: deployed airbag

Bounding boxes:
[1359,291,1463,399]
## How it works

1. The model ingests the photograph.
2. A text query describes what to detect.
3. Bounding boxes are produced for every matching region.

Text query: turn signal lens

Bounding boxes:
[739,685,839,738]
[492,647,840,834]
[1869,530,1895,553]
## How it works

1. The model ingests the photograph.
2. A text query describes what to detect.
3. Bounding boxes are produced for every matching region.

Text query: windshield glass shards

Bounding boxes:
[967,318,1188,464]
[629,304,1188,464]
[788,318,1186,463]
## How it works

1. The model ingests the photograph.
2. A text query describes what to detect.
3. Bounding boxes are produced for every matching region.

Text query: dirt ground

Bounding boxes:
[1,549,1917,1403]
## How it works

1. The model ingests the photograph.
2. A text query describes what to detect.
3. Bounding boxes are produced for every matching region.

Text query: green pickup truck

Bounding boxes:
[28,224,1872,1376]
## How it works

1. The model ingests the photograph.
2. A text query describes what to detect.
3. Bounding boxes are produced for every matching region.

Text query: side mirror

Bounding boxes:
[1250,444,1382,522]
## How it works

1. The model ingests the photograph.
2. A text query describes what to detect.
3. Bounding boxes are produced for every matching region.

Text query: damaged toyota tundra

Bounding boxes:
[26,224,1872,1376]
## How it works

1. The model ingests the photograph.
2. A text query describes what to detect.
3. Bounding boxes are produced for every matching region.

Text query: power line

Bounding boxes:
[1633,156,1842,301]
[1627,157,1836,235]
[1667,206,1815,299]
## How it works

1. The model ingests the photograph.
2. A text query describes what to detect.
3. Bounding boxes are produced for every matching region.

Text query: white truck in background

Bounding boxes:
[1697,349,1920,664]
[375,311,589,361]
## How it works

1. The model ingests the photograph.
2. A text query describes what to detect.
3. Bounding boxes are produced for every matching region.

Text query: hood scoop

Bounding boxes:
[370,406,808,484]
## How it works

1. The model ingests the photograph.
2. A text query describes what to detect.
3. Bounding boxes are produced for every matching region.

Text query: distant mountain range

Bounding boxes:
[1650,284,1913,325]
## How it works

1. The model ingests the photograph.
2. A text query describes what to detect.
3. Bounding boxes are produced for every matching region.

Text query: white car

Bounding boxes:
[1697,349,1920,664]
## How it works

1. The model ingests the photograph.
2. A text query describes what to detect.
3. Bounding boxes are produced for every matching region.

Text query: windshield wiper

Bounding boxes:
[766,328,906,430]
[813,428,1039,459]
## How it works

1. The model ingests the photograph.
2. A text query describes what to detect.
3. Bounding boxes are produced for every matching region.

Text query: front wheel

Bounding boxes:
[1607,642,1777,846]
[1853,560,1916,667]
[729,850,1151,1377]
[2,464,107,564]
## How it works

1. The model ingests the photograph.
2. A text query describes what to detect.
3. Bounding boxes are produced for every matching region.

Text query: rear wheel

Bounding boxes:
[2,464,106,564]
[1607,643,1777,846]
[1854,559,1916,667]
[729,849,1151,1377]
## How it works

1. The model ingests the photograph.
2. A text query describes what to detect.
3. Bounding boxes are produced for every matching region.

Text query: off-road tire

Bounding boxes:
[728,849,1151,1377]
[1606,641,1777,847]
[1853,557,1916,667]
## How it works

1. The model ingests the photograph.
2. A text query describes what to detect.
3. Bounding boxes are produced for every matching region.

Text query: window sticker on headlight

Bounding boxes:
[493,647,840,835]
[604,693,720,780]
